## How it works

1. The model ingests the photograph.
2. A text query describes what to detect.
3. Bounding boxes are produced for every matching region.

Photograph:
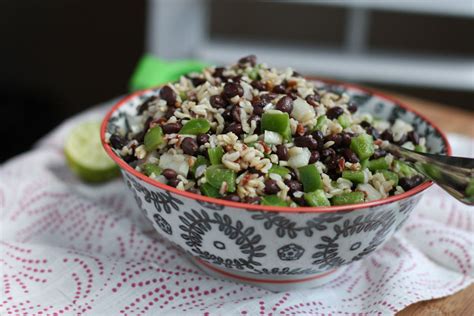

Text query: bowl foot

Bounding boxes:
[188,256,347,292]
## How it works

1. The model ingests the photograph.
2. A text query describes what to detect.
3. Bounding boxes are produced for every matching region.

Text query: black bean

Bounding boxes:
[109,134,126,149]
[224,122,243,135]
[249,114,261,132]
[210,95,227,108]
[407,131,420,145]
[223,82,244,99]
[231,75,242,83]
[276,145,289,161]
[223,194,241,202]
[238,55,257,66]
[196,133,210,146]
[381,130,394,142]
[360,121,371,128]
[366,126,380,140]
[309,151,320,164]
[260,93,278,103]
[284,179,303,195]
[327,170,341,181]
[168,178,180,188]
[232,106,241,122]
[292,71,302,77]
[137,96,157,114]
[213,67,225,78]
[244,196,261,204]
[326,106,344,119]
[305,94,320,107]
[252,104,264,115]
[272,84,286,94]
[164,106,176,119]
[190,77,206,87]
[162,122,182,134]
[340,132,352,147]
[123,154,137,164]
[372,149,387,159]
[324,156,339,170]
[275,96,293,113]
[181,137,198,156]
[397,134,407,145]
[264,179,280,194]
[287,92,298,100]
[251,80,267,91]
[322,148,336,158]
[324,134,342,147]
[162,169,177,179]
[134,130,146,143]
[222,105,234,120]
[160,85,177,106]
[294,136,318,150]
[343,148,359,163]
[311,130,325,144]
[347,102,358,113]
[292,196,307,206]
[399,175,424,191]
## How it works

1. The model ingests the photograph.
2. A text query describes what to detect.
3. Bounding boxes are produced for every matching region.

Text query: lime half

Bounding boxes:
[64,121,119,182]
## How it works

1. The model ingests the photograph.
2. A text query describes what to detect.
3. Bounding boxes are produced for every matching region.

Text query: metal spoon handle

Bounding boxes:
[384,143,474,206]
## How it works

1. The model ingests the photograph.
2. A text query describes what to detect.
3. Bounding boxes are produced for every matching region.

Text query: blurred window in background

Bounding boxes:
[148,0,474,108]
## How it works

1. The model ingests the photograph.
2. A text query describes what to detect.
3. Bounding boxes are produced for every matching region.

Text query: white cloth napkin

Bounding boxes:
[1,103,473,315]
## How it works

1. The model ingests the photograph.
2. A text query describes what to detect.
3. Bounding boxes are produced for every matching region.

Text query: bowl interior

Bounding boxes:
[102,80,451,213]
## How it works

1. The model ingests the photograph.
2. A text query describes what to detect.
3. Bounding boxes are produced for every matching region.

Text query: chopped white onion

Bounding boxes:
[357,184,382,201]
[264,130,283,145]
[288,147,311,169]
[158,152,189,176]
[291,98,315,123]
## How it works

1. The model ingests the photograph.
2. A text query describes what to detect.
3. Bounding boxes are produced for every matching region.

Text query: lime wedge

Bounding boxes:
[64,121,119,182]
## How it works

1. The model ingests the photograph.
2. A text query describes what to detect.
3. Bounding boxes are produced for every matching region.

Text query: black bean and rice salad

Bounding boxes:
[107,55,427,207]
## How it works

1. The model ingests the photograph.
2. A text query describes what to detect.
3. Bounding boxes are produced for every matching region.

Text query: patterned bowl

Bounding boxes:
[101,81,451,291]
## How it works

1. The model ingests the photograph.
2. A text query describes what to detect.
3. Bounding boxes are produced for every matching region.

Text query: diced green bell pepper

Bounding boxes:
[304,189,330,207]
[200,183,221,198]
[314,115,327,131]
[415,144,427,153]
[261,195,289,206]
[298,165,323,192]
[394,160,417,177]
[261,111,291,140]
[331,191,365,205]
[466,178,474,197]
[342,170,366,183]
[360,158,369,169]
[367,157,389,171]
[191,155,209,176]
[268,164,290,177]
[142,163,162,177]
[208,146,224,165]
[350,134,374,160]
[144,126,164,151]
[338,114,351,128]
[205,165,236,192]
[377,170,399,186]
[179,118,211,135]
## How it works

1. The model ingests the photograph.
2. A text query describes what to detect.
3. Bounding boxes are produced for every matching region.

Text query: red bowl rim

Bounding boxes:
[100,79,452,213]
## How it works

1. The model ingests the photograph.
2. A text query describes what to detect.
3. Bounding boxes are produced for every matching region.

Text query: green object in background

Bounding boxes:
[129,54,209,91]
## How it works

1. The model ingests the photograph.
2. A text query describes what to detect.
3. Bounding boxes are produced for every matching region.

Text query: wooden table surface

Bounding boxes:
[383,92,474,315]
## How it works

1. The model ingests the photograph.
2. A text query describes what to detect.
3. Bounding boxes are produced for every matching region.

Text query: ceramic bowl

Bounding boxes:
[101,80,451,291]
